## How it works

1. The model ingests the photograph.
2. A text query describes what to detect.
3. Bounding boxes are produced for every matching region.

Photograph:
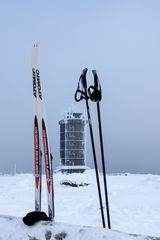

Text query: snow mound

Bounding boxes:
[0,215,159,240]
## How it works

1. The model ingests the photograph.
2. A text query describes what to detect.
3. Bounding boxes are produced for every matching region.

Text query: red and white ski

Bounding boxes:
[31,44,54,220]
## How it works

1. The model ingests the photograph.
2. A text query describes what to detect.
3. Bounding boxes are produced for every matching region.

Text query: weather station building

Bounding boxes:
[58,112,89,173]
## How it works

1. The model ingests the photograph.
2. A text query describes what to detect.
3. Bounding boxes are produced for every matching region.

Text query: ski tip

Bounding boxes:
[31,43,39,67]
[33,43,39,48]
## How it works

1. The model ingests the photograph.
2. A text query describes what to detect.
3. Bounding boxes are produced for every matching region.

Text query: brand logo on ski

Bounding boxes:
[32,68,37,98]
[36,69,42,100]
[34,116,40,189]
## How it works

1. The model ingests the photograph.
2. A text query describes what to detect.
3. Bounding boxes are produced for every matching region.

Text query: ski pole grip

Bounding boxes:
[88,70,102,102]
[75,90,83,102]
[92,70,98,87]
[81,68,88,89]
[75,68,88,102]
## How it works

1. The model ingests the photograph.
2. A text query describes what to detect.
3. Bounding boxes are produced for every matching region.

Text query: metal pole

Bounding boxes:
[97,102,111,229]
[82,69,106,228]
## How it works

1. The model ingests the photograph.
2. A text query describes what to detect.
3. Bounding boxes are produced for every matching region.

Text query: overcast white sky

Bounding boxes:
[0,0,160,174]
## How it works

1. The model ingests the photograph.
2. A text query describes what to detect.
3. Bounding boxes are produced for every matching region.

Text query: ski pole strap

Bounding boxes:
[75,68,89,102]
[88,70,102,102]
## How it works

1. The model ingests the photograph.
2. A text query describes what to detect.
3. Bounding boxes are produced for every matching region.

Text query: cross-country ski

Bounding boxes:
[31,44,54,220]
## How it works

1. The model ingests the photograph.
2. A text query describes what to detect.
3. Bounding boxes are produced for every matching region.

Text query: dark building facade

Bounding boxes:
[59,112,87,173]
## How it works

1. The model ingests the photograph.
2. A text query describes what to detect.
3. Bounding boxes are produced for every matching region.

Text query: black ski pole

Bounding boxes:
[75,68,106,228]
[50,153,55,219]
[88,70,111,229]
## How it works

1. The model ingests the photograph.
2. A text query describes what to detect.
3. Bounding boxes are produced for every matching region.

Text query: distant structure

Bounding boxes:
[58,112,88,173]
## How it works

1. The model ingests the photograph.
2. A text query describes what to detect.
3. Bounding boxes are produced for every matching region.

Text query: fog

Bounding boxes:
[0,0,160,174]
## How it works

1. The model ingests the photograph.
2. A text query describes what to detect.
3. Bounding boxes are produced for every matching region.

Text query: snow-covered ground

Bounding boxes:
[0,170,160,239]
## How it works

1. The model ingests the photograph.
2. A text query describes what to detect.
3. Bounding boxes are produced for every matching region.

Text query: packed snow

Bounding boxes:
[0,170,160,239]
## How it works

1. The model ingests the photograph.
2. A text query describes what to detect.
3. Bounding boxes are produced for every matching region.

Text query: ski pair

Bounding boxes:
[31,44,54,220]
[75,69,111,229]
